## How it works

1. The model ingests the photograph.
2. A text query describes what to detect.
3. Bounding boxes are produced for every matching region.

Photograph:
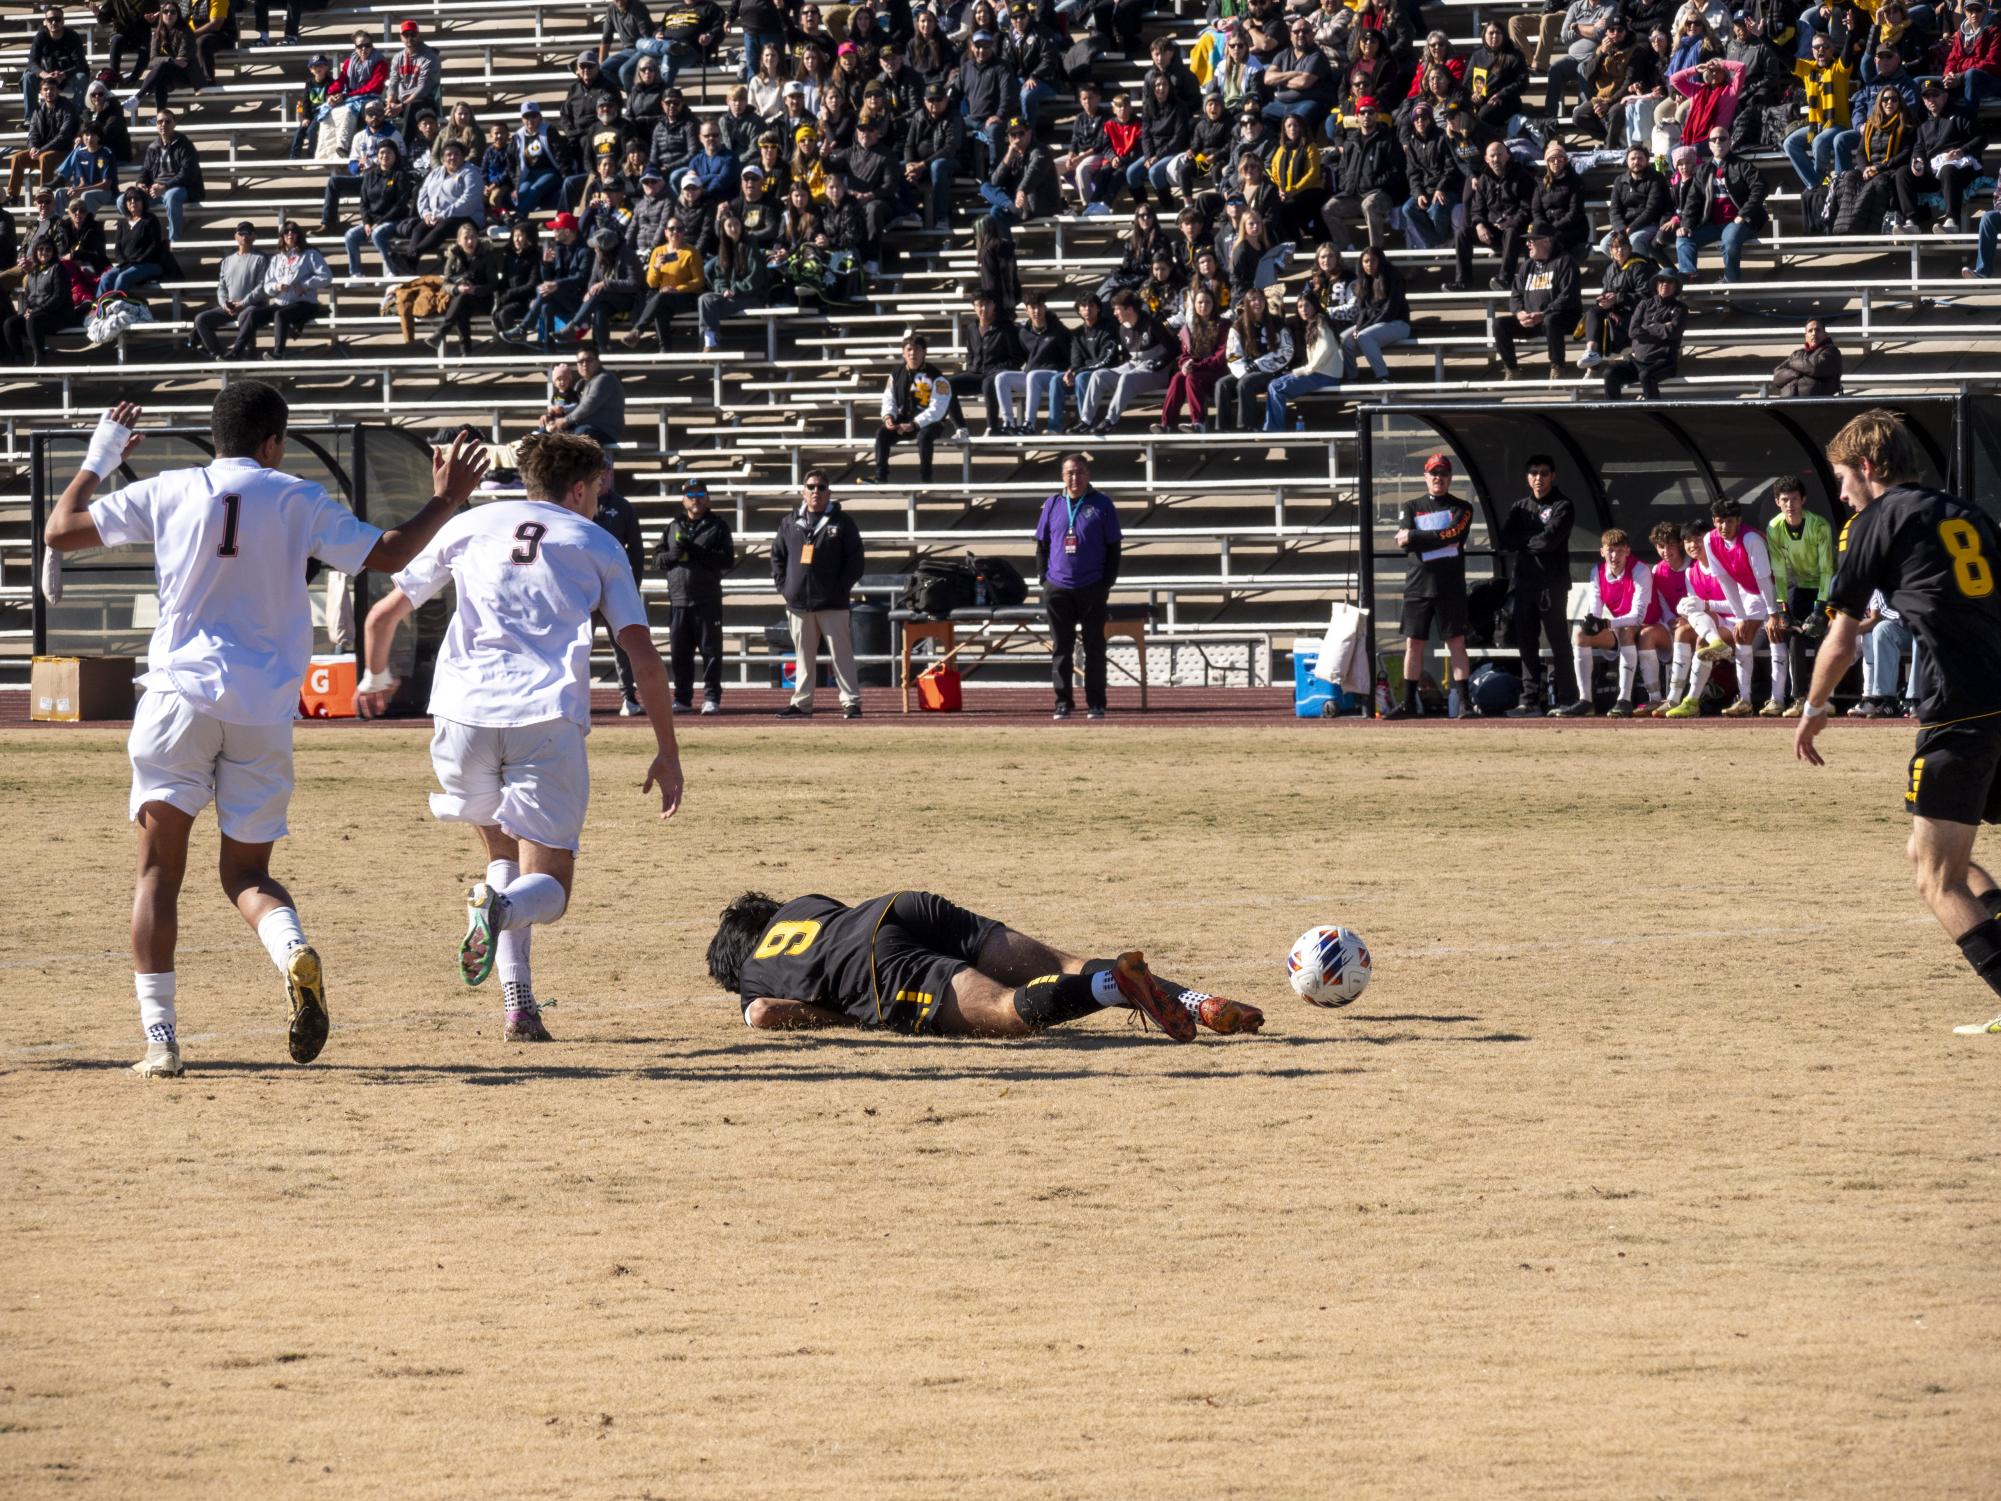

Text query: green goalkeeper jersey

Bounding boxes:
[1766,511,1833,601]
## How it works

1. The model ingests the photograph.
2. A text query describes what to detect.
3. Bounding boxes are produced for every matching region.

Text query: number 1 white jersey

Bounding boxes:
[88,456,383,726]
[394,499,648,730]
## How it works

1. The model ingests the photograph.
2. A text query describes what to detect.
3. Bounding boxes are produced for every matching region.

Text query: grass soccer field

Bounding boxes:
[2,720,1998,1500]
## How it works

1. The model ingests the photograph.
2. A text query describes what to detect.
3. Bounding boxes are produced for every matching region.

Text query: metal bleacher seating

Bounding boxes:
[3,0,1998,692]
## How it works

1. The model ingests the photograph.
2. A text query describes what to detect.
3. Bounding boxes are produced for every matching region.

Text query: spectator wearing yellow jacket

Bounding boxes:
[627,217,706,348]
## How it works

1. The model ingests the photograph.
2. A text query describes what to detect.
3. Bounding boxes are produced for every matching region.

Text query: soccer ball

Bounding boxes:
[1287,925,1372,1008]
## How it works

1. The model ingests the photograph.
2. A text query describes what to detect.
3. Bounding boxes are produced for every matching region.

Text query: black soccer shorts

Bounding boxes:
[866,890,1006,1034]
[1906,718,2001,826]
[1399,589,1469,642]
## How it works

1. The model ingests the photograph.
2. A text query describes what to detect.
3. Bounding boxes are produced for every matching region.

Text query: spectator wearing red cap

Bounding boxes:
[387,21,443,143]
[1388,453,1475,719]
[501,210,592,346]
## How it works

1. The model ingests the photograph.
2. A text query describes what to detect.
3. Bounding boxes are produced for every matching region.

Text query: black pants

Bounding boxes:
[135,58,200,112]
[439,286,493,343]
[634,289,700,347]
[1455,218,1524,285]
[1784,584,1818,702]
[2,307,76,363]
[1493,314,1569,372]
[1510,575,1576,702]
[594,611,638,699]
[1583,305,1629,354]
[195,29,231,79]
[1212,369,1281,430]
[409,214,471,261]
[670,601,725,704]
[1047,581,1110,711]
[253,0,304,34]
[321,171,363,227]
[1544,55,1586,115]
[493,284,534,335]
[1602,356,1662,401]
[108,27,152,84]
[874,420,939,482]
[230,301,319,356]
[1894,162,1975,224]
[192,304,239,357]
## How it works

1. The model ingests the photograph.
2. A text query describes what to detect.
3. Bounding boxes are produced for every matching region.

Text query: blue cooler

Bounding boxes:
[1291,645,1357,718]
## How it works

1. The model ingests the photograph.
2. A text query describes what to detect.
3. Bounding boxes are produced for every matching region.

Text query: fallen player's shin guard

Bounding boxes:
[1013,973,1106,1030]
[1957,917,2001,1001]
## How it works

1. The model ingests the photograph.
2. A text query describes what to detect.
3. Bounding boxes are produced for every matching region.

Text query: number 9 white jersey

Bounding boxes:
[88,456,382,726]
[393,499,648,731]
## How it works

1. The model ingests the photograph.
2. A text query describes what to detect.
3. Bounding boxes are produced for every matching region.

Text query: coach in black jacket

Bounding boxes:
[655,476,736,711]
[1497,454,1577,713]
[592,465,649,713]
[772,471,867,719]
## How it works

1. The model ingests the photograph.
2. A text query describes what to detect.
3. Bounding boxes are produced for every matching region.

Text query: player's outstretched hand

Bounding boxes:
[433,431,491,507]
[82,401,146,478]
[643,751,683,820]
[1794,710,1827,767]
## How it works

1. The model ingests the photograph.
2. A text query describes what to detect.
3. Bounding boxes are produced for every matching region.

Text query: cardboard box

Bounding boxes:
[299,654,358,719]
[31,656,136,722]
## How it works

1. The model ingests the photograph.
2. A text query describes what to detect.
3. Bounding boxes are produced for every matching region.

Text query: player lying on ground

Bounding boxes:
[41,387,488,1078]
[705,889,1263,1041]
[357,433,683,1042]
[1795,408,2001,1036]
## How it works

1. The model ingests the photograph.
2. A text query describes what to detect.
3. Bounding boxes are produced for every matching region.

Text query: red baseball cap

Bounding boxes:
[1423,453,1452,475]
[397,18,420,30]
[549,211,579,230]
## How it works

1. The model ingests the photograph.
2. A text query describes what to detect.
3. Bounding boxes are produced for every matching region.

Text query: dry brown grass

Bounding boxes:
[2,722,1998,1500]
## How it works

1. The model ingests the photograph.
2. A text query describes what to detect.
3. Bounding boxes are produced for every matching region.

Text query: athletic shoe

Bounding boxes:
[285,945,330,1065]
[1663,697,1702,719]
[1052,703,1071,720]
[1607,698,1633,718]
[1696,635,1734,663]
[1195,994,1265,1035]
[843,703,862,720]
[1720,697,1754,717]
[460,883,507,988]
[1086,706,1105,720]
[131,1041,184,1078]
[774,704,812,719]
[1758,700,1785,717]
[1549,700,1593,717]
[1111,951,1196,1042]
[700,699,721,715]
[505,1006,554,1042]
[1781,700,1805,718]
[1952,1014,2001,1035]
[619,696,643,717]
[1381,703,1416,721]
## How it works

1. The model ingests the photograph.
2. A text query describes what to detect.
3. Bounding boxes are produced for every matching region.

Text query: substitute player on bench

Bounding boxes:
[705,890,1263,1040]
[357,431,684,1042]
[41,389,486,1077]
[1795,409,2001,1036]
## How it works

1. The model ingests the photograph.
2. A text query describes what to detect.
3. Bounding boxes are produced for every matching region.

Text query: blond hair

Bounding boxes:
[1826,408,1920,483]
[516,431,605,503]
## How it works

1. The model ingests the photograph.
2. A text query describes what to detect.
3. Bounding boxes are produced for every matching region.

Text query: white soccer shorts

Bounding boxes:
[428,716,591,853]
[1676,594,1733,639]
[127,688,295,843]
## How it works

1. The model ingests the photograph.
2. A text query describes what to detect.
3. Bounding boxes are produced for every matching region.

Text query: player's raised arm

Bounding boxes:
[45,403,147,552]
[360,432,491,573]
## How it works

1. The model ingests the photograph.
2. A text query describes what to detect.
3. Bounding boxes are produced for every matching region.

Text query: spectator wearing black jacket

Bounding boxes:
[101,185,178,293]
[1057,80,1112,205]
[137,109,203,245]
[875,332,954,483]
[1177,91,1234,202]
[1448,139,1532,290]
[24,6,87,116]
[344,140,416,277]
[655,478,735,712]
[1673,125,1765,283]
[1896,80,1983,229]
[962,290,1028,435]
[1129,73,1194,203]
[1573,16,1656,139]
[991,290,1072,433]
[55,198,107,273]
[1603,265,1686,400]
[649,89,703,177]
[1079,290,1173,433]
[1321,108,1405,250]
[1529,140,1591,256]
[1,237,80,365]
[1604,143,1671,257]
[903,84,966,229]
[1464,21,1528,137]
[1063,293,1120,431]
[1001,5,1062,119]
[838,114,905,254]
[1578,228,1654,368]
[1398,103,1459,249]
[981,116,1061,226]
[773,471,867,720]
[1771,316,1843,395]
[958,31,1019,177]
[1341,247,1409,381]
[8,79,81,202]
[1493,221,1580,379]
[1497,454,1579,713]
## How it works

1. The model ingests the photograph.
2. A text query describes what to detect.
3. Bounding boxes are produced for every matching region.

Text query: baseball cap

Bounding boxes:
[577,48,600,65]
[1653,266,1684,285]
[1526,218,1555,238]
[550,210,579,230]
[398,18,419,31]
[307,51,329,65]
[682,478,710,496]
[1006,115,1029,133]
[837,40,857,55]
[235,219,257,235]
[1923,76,1948,93]
[1422,453,1452,475]
[784,79,806,94]
[520,100,542,114]
[740,162,766,180]
[923,81,947,100]
[971,28,995,41]
[640,164,666,181]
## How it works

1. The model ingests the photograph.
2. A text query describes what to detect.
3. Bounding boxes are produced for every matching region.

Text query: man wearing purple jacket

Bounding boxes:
[1033,452,1123,721]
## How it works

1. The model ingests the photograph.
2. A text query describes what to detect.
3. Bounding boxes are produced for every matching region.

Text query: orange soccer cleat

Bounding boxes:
[1112,951,1197,1042]
[1194,993,1265,1035]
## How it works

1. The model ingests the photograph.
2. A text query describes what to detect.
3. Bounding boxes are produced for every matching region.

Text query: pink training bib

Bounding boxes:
[1596,559,1640,621]
[1706,530,1759,593]
[1648,559,1688,624]
[1688,557,1727,605]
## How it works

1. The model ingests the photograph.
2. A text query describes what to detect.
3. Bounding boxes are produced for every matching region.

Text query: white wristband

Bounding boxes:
[81,412,133,480]
[1802,699,1830,719]
[358,668,397,693]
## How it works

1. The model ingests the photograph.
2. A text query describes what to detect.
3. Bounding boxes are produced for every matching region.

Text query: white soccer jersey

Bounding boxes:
[89,457,382,726]
[395,499,648,730]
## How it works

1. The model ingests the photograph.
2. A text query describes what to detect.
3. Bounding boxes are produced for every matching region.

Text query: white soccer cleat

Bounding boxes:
[131,1041,185,1077]
[1952,1014,2001,1036]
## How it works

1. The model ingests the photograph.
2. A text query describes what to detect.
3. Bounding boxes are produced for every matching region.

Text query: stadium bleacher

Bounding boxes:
[5,0,1999,696]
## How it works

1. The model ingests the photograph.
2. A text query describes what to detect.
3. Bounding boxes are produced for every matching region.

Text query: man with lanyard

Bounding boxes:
[1497,453,1578,716]
[1797,408,2001,1037]
[1768,473,1834,718]
[772,470,866,721]
[1034,452,1122,721]
[1388,452,1474,720]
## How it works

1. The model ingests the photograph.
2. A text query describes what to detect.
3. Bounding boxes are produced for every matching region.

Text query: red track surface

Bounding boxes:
[0,684,1917,731]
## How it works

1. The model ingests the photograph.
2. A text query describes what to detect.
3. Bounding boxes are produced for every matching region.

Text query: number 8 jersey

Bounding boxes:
[89,456,382,725]
[394,499,648,729]
[1827,483,2001,726]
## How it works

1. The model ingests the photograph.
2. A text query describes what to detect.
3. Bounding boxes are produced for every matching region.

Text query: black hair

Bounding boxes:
[211,380,289,458]
[1710,495,1743,519]
[707,890,782,992]
[1525,452,1556,472]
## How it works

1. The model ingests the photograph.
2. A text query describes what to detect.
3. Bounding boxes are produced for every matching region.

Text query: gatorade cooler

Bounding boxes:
[299,654,357,718]
[916,664,962,712]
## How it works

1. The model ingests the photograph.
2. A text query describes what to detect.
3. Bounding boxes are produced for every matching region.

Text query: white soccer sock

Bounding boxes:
[486,858,520,891]
[1090,969,1123,1008]
[1770,646,1790,705]
[498,927,532,987]
[1733,642,1756,703]
[1671,640,1693,699]
[255,907,307,972]
[1688,655,1715,700]
[1572,642,1594,702]
[1617,643,1638,699]
[499,872,567,928]
[136,971,177,1045]
[1640,648,1662,699]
